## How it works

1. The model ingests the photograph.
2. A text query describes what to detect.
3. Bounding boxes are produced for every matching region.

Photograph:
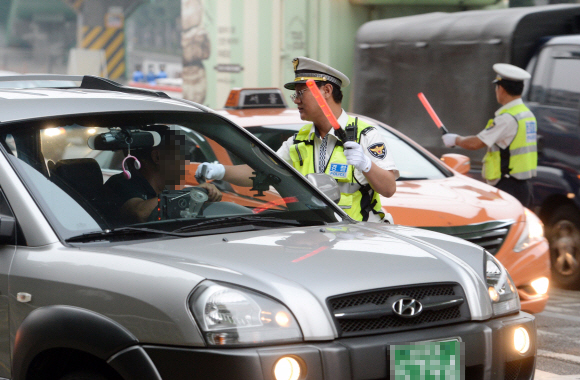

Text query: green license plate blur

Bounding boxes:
[390,340,463,380]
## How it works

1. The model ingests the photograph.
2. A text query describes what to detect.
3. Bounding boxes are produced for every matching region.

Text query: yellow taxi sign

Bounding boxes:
[224,88,287,109]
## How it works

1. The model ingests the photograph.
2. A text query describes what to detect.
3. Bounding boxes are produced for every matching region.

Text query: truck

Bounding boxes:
[351,4,580,288]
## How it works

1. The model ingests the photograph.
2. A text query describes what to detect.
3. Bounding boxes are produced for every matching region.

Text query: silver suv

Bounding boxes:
[0,76,535,380]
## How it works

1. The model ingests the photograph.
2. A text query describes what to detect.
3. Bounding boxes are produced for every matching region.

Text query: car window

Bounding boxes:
[0,112,341,241]
[373,127,446,180]
[545,47,580,109]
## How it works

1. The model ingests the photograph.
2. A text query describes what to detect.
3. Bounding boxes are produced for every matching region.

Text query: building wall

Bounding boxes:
[181,0,502,109]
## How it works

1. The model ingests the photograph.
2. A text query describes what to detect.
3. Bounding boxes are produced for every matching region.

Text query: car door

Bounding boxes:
[0,188,18,379]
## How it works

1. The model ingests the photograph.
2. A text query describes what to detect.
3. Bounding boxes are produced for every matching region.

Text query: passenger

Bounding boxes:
[441,63,537,207]
[146,64,157,84]
[105,130,221,224]
[196,57,399,222]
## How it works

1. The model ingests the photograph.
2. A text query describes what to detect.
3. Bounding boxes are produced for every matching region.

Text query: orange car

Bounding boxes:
[180,88,550,314]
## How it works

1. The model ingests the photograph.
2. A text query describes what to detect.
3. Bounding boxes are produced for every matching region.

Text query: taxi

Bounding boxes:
[185,88,551,314]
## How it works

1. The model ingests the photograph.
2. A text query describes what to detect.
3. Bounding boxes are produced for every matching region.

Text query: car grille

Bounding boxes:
[420,219,514,255]
[328,283,471,338]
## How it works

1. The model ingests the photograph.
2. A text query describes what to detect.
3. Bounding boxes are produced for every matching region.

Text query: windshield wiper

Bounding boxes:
[172,215,305,233]
[65,227,186,243]
[397,176,428,181]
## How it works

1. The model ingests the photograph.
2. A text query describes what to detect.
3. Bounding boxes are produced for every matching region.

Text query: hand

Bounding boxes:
[195,162,225,181]
[442,133,458,148]
[197,183,222,202]
[343,141,372,172]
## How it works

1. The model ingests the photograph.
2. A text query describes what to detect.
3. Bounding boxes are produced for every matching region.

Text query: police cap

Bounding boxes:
[492,63,531,84]
[284,57,350,90]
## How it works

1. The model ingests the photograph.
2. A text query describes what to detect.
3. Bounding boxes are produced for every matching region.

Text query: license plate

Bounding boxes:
[389,340,464,380]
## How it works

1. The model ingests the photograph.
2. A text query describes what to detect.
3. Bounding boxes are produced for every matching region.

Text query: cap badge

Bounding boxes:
[293,58,299,72]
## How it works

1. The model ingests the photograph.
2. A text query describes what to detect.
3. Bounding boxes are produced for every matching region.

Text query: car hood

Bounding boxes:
[386,175,524,227]
[82,222,492,340]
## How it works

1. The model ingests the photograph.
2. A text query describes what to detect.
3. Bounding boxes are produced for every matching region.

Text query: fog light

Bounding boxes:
[514,327,530,354]
[488,286,500,302]
[274,356,301,380]
[531,277,549,295]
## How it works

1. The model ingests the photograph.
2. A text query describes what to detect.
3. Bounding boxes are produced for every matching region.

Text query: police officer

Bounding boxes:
[277,57,398,222]
[442,63,537,207]
[196,57,399,222]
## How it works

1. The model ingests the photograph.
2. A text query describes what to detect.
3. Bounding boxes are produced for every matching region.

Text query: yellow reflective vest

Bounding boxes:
[288,117,384,221]
[482,103,537,182]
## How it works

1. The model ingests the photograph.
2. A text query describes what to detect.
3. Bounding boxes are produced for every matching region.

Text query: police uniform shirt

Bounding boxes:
[276,110,399,221]
[476,98,523,186]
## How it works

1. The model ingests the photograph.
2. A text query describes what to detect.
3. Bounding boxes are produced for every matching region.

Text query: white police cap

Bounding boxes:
[284,57,350,90]
[492,63,531,83]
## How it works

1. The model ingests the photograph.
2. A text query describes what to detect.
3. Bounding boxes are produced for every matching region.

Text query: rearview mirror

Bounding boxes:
[441,153,471,175]
[306,173,341,203]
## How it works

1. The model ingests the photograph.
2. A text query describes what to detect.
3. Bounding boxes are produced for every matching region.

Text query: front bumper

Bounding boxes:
[134,311,535,380]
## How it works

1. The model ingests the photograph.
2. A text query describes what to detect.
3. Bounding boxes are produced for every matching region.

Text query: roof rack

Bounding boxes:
[0,74,170,99]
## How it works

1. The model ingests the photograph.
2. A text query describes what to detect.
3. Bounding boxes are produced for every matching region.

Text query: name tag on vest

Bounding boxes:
[525,120,537,144]
[329,163,348,178]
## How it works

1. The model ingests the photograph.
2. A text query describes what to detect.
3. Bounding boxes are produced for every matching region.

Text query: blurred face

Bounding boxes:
[156,139,189,187]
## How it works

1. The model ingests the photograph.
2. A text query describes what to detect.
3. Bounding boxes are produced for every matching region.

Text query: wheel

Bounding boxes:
[547,205,580,289]
[59,371,110,380]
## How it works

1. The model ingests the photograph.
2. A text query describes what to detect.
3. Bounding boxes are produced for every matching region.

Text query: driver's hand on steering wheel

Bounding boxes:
[197,183,222,202]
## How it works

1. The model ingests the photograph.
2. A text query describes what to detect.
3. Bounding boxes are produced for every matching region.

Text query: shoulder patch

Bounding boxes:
[367,142,386,159]
[361,127,376,136]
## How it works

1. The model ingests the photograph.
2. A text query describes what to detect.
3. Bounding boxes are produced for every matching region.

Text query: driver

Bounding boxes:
[105,129,222,224]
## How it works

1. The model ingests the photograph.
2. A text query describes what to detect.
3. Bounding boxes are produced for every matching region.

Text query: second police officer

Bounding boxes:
[442,63,537,207]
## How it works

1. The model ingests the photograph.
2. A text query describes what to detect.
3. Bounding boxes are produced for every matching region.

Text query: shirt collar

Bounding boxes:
[313,109,348,139]
[495,98,524,116]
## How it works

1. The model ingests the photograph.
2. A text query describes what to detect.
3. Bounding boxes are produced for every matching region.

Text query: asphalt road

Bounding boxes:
[534,287,580,379]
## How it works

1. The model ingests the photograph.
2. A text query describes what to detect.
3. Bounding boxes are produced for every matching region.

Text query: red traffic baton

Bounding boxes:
[306,79,348,143]
[418,92,449,135]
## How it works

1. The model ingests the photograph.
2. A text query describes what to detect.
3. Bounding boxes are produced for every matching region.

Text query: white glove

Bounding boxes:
[195,162,225,181]
[442,133,458,148]
[343,141,372,172]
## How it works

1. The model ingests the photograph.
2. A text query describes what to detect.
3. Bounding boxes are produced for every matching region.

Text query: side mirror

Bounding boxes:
[0,215,15,245]
[441,153,471,175]
[306,173,341,203]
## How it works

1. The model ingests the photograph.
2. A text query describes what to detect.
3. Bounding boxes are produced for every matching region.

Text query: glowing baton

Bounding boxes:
[306,79,348,142]
[418,92,449,135]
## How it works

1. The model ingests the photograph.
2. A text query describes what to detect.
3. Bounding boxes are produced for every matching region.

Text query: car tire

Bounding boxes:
[547,205,580,289]
[59,371,111,380]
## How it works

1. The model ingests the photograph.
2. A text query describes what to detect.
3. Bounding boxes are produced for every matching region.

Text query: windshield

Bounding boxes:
[0,112,343,241]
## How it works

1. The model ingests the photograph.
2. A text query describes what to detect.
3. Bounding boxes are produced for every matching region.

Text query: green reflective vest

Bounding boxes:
[482,102,537,182]
[288,116,384,222]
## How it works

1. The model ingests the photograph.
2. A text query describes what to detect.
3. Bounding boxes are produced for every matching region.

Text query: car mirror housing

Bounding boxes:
[441,153,471,174]
[306,173,341,203]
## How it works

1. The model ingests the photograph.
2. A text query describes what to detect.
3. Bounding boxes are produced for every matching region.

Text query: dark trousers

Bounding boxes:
[495,176,532,208]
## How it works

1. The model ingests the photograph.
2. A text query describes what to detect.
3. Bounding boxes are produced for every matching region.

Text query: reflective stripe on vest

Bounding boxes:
[482,103,538,181]
[288,116,384,221]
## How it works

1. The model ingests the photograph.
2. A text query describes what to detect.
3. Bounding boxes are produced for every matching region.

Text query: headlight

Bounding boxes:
[485,252,520,317]
[190,281,303,346]
[514,208,544,252]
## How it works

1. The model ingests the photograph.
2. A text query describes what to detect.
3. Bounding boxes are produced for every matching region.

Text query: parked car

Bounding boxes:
[202,88,551,315]
[0,75,536,380]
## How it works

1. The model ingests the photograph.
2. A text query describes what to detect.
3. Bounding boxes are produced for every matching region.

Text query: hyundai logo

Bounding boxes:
[392,297,423,318]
